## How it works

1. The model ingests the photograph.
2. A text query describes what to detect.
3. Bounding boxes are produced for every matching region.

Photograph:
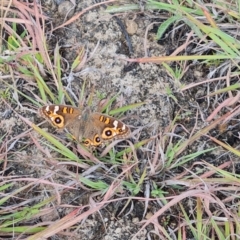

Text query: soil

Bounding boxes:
[1,0,240,239]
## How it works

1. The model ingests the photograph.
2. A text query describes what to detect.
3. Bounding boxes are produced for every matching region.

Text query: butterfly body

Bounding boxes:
[39,105,130,147]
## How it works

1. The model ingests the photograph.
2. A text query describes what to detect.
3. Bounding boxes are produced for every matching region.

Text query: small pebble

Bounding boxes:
[58,1,75,18]
[125,18,138,35]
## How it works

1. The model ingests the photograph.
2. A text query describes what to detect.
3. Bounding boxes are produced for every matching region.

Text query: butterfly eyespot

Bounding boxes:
[83,140,89,145]
[95,136,101,143]
[119,129,123,132]
[105,130,113,136]
[55,117,62,124]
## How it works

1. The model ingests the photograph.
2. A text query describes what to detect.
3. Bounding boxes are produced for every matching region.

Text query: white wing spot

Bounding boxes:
[53,106,59,114]
[113,120,118,130]
[45,106,49,111]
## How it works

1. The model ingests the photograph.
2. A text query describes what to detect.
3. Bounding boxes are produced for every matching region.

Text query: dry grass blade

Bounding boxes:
[52,0,117,32]
[175,111,231,157]
[27,181,119,239]
[127,55,231,64]
[26,208,81,239]
[207,135,240,157]
[2,0,240,238]
[133,189,214,239]
[206,92,240,121]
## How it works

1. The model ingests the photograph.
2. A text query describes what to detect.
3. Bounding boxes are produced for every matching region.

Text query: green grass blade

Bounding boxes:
[109,102,145,115]
[32,123,80,161]
[156,15,181,40]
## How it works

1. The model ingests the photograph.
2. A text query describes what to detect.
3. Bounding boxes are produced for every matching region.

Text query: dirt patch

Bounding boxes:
[1,0,239,239]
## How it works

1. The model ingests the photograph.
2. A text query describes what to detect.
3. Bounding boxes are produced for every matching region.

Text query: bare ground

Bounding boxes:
[1,0,240,239]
